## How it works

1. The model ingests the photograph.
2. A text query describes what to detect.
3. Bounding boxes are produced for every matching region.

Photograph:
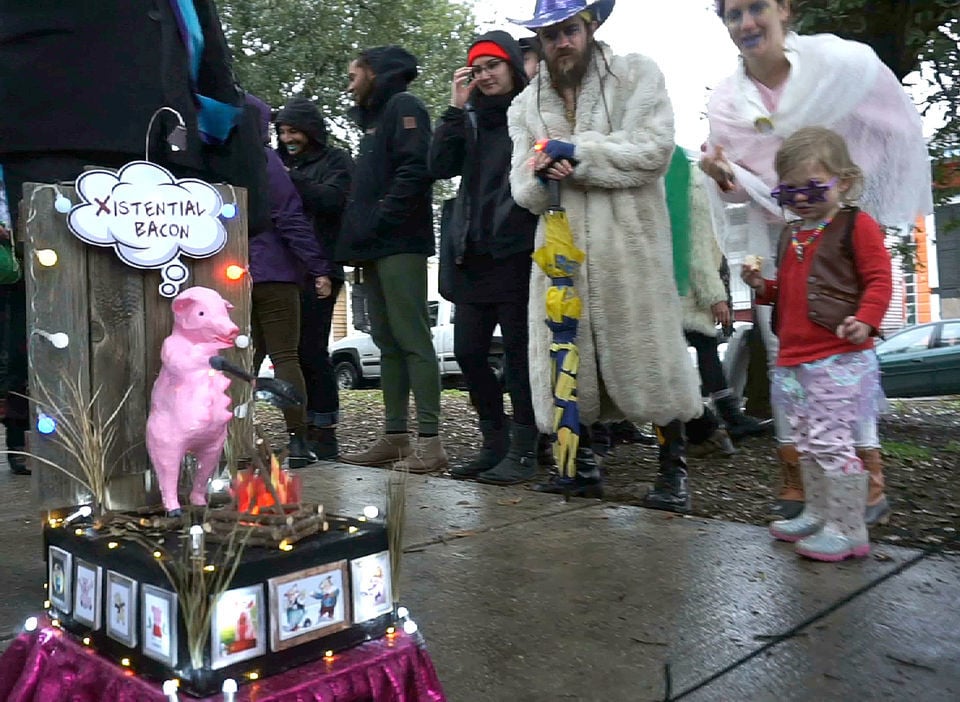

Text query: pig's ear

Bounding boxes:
[171,298,195,316]
[224,300,235,311]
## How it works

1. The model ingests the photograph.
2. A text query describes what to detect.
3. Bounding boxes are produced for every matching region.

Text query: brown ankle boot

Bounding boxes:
[771,444,804,520]
[856,447,891,526]
[339,434,411,467]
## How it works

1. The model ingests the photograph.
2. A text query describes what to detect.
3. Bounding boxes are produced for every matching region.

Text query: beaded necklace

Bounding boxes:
[790,218,832,262]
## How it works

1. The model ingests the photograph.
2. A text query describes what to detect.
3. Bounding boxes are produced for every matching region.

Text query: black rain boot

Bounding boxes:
[713,393,771,440]
[590,422,614,465]
[5,423,30,475]
[643,420,691,514]
[477,424,539,485]
[287,429,317,469]
[451,419,509,479]
[532,446,603,499]
[537,433,556,469]
[307,425,339,461]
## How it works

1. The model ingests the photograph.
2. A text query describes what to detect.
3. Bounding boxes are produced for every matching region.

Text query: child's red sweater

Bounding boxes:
[755,210,893,367]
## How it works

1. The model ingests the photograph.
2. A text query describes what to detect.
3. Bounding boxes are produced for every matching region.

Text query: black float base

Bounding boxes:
[44,514,393,697]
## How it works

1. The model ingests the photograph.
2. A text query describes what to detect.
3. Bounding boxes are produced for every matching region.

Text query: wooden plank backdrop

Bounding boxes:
[22,182,251,510]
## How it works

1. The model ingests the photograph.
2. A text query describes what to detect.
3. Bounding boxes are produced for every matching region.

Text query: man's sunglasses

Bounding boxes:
[770,178,837,206]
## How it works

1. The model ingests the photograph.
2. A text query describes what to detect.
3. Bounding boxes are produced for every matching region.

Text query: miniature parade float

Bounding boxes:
[0,167,442,700]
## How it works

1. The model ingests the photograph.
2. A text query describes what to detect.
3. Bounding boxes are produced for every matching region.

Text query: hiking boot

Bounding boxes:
[686,428,736,458]
[393,436,449,474]
[713,393,771,440]
[857,447,891,526]
[770,444,804,520]
[340,434,412,467]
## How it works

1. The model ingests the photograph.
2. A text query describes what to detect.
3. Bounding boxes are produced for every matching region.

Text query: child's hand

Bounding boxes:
[740,263,764,293]
[836,316,870,345]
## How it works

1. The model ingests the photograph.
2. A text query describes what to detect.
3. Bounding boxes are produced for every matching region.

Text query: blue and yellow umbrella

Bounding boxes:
[531,176,584,480]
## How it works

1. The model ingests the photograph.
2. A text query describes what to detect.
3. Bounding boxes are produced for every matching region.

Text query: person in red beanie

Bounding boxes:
[429,32,541,485]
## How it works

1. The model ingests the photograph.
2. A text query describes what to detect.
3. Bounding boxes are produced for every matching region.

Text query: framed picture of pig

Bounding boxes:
[106,570,138,648]
[142,584,178,666]
[210,584,265,670]
[268,560,350,652]
[350,551,392,624]
[47,546,73,614]
[73,559,102,630]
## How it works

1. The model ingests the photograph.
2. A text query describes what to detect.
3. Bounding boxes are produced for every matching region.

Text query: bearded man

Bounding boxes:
[508,0,702,512]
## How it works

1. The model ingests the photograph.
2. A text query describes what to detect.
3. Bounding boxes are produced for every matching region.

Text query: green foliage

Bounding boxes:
[792,1,959,205]
[882,439,932,462]
[218,0,477,146]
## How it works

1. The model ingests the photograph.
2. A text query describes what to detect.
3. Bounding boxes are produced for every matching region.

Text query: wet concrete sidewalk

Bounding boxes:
[0,457,957,701]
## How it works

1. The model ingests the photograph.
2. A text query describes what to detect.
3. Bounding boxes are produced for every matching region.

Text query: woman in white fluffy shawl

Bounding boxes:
[507,42,702,443]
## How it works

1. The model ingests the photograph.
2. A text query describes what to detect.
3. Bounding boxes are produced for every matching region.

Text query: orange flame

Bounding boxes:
[234,460,302,514]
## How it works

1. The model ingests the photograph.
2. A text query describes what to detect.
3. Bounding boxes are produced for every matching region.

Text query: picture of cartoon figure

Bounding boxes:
[113,593,126,627]
[283,584,307,632]
[211,585,265,669]
[350,552,392,623]
[51,562,65,598]
[142,584,177,665]
[73,561,101,629]
[313,575,341,619]
[268,562,349,651]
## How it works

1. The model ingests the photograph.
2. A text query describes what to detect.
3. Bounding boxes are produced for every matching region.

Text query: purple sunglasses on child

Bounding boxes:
[770,177,838,206]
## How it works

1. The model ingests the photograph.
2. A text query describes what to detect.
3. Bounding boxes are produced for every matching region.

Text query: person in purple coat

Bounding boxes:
[246,94,336,468]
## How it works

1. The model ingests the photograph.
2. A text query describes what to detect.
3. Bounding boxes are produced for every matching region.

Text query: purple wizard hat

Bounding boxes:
[508,0,616,29]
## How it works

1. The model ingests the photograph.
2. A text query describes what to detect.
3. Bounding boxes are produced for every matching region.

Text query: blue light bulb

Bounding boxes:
[220,203,237,219]
[37,412,57,435]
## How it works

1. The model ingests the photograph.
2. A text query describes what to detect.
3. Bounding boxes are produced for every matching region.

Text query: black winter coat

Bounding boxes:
[335,47,434,264]
[0,1,271,235]
[276,98,354,281]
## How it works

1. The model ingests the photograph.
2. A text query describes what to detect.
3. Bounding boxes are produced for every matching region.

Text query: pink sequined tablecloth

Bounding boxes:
[0,621,446,701]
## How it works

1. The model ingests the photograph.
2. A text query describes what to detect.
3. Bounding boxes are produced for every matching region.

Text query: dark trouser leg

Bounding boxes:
[643,420,691,514]
[454,302,504,423]
[685,330,726,396]
[251,282,314,467]
[299,279,342,427]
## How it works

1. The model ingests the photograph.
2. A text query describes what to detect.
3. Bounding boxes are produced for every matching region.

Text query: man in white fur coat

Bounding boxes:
[507,0,702,511]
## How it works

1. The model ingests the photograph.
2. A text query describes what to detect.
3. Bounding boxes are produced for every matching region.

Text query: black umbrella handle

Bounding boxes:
[548,179,562,210]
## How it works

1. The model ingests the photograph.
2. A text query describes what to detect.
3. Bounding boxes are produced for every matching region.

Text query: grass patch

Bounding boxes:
[943,440,960,455]
[882,440,932,462]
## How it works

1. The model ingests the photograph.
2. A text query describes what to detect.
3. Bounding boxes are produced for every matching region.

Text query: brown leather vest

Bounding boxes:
[774,207,861,334]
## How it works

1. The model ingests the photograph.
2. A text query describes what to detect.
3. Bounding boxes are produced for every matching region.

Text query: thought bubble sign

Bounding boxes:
[67,161,231,297]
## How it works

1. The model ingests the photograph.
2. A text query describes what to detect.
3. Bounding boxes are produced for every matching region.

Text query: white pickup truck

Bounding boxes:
[329,299,504,389]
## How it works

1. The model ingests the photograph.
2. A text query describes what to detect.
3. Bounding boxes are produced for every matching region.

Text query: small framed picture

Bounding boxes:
[106,570,138,648]
[73,559,102,629]
[142,584,178,667]
[48,546,73,614]
[210,584,265,670]
[350,551,392,624]
[268,561,350,652]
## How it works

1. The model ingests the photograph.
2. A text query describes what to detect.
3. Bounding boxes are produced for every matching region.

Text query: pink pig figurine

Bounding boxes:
[146,287,240,515]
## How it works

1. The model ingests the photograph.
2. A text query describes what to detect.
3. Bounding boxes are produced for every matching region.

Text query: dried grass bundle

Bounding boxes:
[386,465,408,606]
[1,369,132,514]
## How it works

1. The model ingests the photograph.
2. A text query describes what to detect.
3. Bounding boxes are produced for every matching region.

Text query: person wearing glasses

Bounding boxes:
[429,32,540,485]
[507,0,702,510]
[701,0,931,525]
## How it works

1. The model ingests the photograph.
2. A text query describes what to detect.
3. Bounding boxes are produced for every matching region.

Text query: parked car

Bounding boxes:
[330,299,503,390]
[876,319,960,398]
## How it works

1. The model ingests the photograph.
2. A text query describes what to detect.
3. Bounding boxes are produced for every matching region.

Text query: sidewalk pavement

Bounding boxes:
[0,455,957,701]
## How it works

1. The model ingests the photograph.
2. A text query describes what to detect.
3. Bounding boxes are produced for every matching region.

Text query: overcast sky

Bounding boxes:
[460,0,939,148]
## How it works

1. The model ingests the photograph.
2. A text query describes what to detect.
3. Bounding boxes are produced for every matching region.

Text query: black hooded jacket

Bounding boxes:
[428,31,538,303]
[335,46,434,263]
[276,97,354,280]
